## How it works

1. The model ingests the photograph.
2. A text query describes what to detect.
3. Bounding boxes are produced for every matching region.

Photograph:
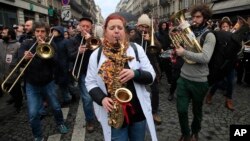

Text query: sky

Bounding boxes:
[94,0,120,19]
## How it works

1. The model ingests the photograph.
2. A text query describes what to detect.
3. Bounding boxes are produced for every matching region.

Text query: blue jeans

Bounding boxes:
[26,81,64,138]
[58,84,72,102]
[111,120,146,141]
[79,74,95,122]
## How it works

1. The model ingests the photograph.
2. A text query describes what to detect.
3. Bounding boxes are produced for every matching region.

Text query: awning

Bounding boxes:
[212,0,250,14]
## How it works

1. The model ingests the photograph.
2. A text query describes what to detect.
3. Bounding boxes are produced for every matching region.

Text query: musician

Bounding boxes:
[131,13,162,125]
[69,17,96,133]
[85,13,157,141]
[0,27,23,113]
[51,26,73,107]
[18,22,68,141]
[174,4,216,141]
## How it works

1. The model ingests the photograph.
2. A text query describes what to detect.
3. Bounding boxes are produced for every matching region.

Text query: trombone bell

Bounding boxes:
[87,37,101,50]
[36,44,54,59]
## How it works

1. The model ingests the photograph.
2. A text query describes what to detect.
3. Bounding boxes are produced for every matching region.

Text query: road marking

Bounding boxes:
[62,107,69,120]
[47,134,61,141]
[71,100,86,141]
[47,107,69,141]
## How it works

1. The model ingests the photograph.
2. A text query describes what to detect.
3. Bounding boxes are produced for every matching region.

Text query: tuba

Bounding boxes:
[107,39,133,129]
[169,9,203,64]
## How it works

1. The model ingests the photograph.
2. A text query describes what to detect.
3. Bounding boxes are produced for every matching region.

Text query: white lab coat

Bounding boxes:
[85,43,158,141]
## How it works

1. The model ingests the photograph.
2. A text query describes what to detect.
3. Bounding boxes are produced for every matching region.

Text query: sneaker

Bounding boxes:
[86,121,95,133]
[34,137,44,141]
[153,114,162,125]
[58,124,69,134]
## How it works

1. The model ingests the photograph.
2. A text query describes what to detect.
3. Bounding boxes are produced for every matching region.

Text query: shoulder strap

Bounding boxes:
[130,42,140,62]
[200,30,211,47]
[97,46,103,65]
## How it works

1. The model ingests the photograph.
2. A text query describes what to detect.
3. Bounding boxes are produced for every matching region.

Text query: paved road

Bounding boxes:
[0,76,249,141]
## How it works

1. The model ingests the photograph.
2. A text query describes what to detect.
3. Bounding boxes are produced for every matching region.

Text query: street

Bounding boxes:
[0,76,249,141]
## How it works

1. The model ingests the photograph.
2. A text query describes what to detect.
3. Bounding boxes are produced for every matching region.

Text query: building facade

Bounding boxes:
[116,0,250,22]
[0,0,102,27]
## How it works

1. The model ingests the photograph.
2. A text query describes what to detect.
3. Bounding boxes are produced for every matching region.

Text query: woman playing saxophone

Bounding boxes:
[85,13,158,141]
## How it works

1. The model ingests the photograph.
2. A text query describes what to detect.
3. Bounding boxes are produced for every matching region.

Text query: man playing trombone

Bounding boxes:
[17,22,68,141]
[69,17,97,133]
[131,14,162,125]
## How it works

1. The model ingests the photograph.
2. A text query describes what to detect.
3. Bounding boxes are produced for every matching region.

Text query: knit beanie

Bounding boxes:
[137,14,151,26]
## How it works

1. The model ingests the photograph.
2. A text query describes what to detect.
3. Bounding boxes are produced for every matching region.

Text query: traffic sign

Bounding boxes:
[62,0,70,5]
[61,10,72,21]
[62,5,71,11]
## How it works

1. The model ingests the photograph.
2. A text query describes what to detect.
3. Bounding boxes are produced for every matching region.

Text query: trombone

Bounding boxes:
[1,35,55,94]
[72,29,101,81]
[72,37,84,81]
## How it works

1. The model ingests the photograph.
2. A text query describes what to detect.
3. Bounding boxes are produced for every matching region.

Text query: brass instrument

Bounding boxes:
[169,9,203,64]
[1,35,55,94]
[86,37,101,50]
[36,35,55,59]
[146,16,159,54]
[108,39,133,129]
[231,16,248,33]
[72,35,101,81]
[86,24,102,50]
[72,37,84,81]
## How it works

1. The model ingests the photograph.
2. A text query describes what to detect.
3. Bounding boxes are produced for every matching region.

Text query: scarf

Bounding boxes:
[191,24,208,37]
[98,39,134,94]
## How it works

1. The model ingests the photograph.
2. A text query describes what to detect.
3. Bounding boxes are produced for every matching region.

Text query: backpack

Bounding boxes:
[200,30,242,86]
[97,42,140,65]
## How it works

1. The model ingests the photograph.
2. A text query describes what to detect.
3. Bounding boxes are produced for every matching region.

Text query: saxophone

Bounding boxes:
[108,39,133,129]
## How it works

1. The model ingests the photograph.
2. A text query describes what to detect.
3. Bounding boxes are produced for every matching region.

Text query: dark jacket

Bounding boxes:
[156,21,172,51]
[18,38,57,86]
[69,33,94,75]
[131,30,162,81]
[19,32,33,43]
[52,26,73,85]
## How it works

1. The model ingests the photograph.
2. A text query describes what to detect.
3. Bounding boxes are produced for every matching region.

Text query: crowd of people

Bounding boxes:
[0,4,250,141]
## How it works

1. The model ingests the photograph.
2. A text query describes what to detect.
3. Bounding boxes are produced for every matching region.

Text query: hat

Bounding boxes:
[79,17,93,24]
[137,14,151,27]
[126,25,136,32]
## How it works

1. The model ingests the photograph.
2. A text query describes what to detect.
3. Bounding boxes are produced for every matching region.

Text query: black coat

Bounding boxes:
[52,26,73,85]
[18,39,57,86]
[69,34,94,75]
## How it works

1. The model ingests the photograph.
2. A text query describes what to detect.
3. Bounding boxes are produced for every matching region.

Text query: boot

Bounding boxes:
[205,93,213,104]
[225,98,234,111]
